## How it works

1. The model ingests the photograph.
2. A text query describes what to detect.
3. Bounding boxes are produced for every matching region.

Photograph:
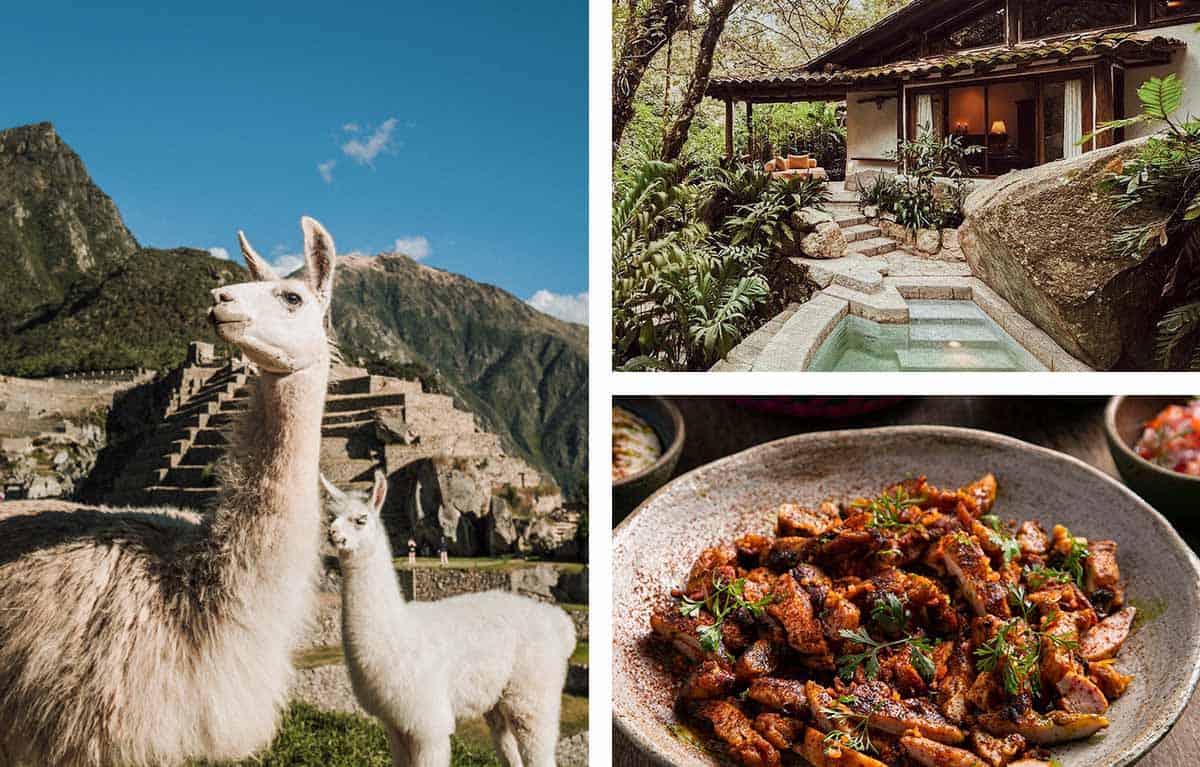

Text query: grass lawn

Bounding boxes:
[191,695,588,767]
[390,557,587,574]
[570,641,588,665]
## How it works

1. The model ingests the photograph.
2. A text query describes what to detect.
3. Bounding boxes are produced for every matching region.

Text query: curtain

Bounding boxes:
[1064,79,1083,160]
[916,94,934,138]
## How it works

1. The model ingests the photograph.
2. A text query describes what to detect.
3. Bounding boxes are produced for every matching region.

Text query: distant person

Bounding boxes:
[407,538,417,567]
[438,536,449,567]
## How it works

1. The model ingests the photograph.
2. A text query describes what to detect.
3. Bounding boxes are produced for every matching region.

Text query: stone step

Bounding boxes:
[144,486,220,507]
[182,444,226,465]
[823,284,909,323]
[841,223,883,243]
[193,429,230,446]
[908,301,984,324]
[325,392,408,413]
[909,324,1003,348]
[322,421,374,438]
[328,376,374,395]
[795,257,884,294]
[895,347,1021,372]
[712,303,804,372]
[164,464,219,486]
[321,459,381,484]
[847,237,897,257]
[835,213,868,227]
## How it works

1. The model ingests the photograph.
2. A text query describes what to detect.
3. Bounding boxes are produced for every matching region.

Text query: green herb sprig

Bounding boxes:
[981,514,1021,565]
[836,627,936,684]
[974,618,1079,696]
[852,487,926,533]
[821,696,878,754]
[870,592,910,636]
[679,573,775,653]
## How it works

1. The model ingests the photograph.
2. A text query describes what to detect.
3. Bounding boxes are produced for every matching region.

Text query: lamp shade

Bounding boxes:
[990,120,1008,135]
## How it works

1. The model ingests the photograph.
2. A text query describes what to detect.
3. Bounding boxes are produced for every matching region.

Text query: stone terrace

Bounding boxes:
[712,184,1090,372]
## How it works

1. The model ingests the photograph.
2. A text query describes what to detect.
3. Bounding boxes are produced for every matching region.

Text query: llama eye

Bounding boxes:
[281,291,302,307]
[355,517,366,526]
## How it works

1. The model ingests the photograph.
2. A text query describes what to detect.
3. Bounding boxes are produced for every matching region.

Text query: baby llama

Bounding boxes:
[323,470,576,767]
[0,218,337,767]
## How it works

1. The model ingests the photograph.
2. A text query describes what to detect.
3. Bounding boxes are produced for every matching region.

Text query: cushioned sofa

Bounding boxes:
[763,153,827,181]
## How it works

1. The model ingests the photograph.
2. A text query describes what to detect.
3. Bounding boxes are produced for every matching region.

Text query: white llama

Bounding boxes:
[323,470,576,767]
[0,218,338,767]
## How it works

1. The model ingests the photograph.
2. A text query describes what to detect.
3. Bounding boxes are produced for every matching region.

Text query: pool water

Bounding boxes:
[808,300,1047,372]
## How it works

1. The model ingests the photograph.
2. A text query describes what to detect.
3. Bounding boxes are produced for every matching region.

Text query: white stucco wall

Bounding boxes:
[1124,22,1200,139]
[846,89,899,176]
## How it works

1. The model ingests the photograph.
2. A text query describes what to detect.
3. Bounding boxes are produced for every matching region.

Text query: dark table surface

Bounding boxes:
[613,396,1198,767]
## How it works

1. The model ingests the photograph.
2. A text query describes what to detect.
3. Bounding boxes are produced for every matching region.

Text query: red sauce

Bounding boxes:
[1134,400,1200,476]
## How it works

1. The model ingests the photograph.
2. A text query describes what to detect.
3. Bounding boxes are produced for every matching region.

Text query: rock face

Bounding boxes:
[0,420,104,499]
[801,220,848,259]
[327,254,588,498]
[959,138,1174,369]
[0,122,139,327]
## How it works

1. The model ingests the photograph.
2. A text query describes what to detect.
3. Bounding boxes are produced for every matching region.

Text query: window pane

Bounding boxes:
[929,3,1006,53]
[1021,0,1132,39]
[1153,0,1200,19]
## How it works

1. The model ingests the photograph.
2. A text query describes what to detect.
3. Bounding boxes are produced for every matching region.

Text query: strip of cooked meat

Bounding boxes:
[970,729,1025,767]
[935,639,975,724]
[752,713,803,751]
[767,573,828,655]
[1079,606,1136,661]
[900,734,988,767]
[650,606,715,661]
[1084,540,1123,607]
[746,677,809,715]
[735,533,774,565]
[685,544,738,600]
[1089,659,1134,700]
[777,501,842,537]
[764,537,815,571]
[795,726,888,767]
[1039,611,1108,714]
[1016,521,1048,560]
[679,659,737,701]
[977,710,1109,744]
[943,533,1011,618]
[847,681,966,744]
[692,699,781,767]
[735,638,782,681]
[961,474,998,515]
[1008,761,1055,767]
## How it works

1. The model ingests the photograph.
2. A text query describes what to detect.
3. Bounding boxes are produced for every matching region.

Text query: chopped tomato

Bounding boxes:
[1135,400,1200,476]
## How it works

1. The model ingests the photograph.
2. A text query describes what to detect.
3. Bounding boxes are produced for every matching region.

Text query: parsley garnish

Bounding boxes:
[821,696,878,754]
[837,627,936,684]
[870,592,910,636]
[974,618,1079,696]
[679,573,775,653]
[852,487,926,532]
[981,514,1021,565]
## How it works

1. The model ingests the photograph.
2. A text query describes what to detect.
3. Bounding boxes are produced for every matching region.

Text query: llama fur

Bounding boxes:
[0,218,338,767]
[324,471,575,767]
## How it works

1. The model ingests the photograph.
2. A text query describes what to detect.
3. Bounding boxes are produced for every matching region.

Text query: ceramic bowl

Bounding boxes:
[613,426,1200,767]
[613,397,685,526]
[1105,396,1200,528]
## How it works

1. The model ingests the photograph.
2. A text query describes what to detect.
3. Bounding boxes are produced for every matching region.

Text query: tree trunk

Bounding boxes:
[613,0,688,149]
[660,0,739,161]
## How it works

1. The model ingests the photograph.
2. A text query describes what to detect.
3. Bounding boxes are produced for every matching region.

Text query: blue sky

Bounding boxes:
[0,1,588,323]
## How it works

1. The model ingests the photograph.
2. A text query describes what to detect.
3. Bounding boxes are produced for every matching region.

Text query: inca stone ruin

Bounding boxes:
[102,342,582,558]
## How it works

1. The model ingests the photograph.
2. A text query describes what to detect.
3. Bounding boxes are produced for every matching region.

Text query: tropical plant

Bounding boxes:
[858,173,900,212]
[1087,74,1200,368]
[696,163,772,230]
[888,132,983,231]
[723,175,832,254]
[612,157,772,370]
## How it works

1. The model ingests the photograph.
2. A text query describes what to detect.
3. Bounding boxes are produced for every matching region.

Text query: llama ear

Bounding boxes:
[371,469,388,513]
[319,474,345,500]
[237,231,281,282]
[301,216,335,306]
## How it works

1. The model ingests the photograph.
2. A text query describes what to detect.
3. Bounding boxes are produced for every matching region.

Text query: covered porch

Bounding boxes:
[708,31,1184,177]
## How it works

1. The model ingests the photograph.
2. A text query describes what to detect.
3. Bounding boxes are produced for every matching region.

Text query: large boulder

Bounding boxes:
[959,138,1175,369]
[800,221,848,259]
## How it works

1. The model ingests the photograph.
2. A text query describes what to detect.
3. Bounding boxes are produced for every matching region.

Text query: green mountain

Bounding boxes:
[0,121,586,496]
[330,254,588,497]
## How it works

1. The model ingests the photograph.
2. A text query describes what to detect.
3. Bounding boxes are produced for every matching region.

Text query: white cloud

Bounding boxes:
[341,118,398,165]
[342,122,360,133]
[527,290,588,325]
[273,254,305,275]
[208,247,231,261]
[317,160,336,183]
[393,235,431,261]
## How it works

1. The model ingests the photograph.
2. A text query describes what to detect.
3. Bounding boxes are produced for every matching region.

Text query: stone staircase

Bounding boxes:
[104,359,462,509]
